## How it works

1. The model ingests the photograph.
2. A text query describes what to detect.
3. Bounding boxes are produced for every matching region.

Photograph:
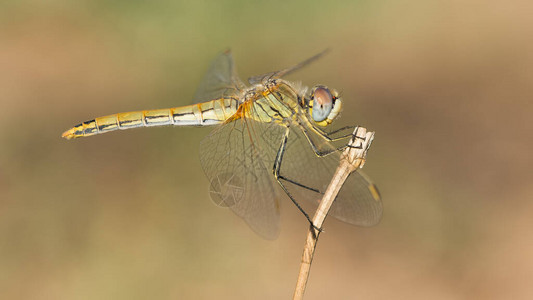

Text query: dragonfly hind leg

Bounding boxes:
[273,127,323,233]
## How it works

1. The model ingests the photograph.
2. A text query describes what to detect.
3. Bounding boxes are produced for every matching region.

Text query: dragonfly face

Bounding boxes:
[306,86,342,127]
[62,50,382,239]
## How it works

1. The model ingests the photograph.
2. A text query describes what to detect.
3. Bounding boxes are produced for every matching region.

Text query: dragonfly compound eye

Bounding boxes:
[311,87,333,122]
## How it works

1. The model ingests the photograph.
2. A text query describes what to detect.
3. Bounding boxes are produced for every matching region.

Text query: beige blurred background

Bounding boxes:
[1,0,532,299]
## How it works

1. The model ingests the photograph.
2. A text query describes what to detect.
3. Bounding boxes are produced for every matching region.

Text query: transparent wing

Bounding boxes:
[329,170,382,225]
[199,111,285,239]
[248,49,329,85]
[193,50,246,104]
[199,93,381,237]
[278,120,383,226]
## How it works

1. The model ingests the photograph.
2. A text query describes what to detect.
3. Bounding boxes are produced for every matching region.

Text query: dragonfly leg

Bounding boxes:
[301,125,365,157]
[273,127,323,233]
[314,125,364,142]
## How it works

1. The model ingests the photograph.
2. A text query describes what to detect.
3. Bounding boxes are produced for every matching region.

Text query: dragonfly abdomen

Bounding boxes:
[62,98,239,139]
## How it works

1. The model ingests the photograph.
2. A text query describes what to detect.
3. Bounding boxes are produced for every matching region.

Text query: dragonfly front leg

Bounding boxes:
[314,125,364,142]
[298,125,356,157]
[272,127,323,233]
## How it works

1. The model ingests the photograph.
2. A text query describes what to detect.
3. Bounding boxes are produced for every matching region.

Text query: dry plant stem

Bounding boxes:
[293,127,375,300]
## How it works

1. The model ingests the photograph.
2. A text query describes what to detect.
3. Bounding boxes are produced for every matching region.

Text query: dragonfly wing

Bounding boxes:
[199,114,284,239]
[193,50,246,103]
[328,170,382,226]
[247,49,329,85]
[277,121,382,227]
[247,72,276,85]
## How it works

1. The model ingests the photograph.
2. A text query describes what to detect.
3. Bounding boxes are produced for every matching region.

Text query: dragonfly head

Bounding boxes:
[307,86,342,127]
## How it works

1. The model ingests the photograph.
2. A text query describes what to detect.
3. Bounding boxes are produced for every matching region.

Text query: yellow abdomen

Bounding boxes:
[62,98,239,139]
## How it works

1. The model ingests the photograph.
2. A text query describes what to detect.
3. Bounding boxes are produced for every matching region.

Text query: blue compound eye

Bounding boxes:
[312,87,333,122]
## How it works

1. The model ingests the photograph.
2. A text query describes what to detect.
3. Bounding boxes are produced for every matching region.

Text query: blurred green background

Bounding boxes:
[1,0,531,299]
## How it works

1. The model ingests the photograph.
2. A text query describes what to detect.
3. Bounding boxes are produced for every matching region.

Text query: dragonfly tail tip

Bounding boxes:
[61,128,76,140]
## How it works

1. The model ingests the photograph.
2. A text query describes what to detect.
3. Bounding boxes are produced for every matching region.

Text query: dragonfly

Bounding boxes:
[62,50,382,239]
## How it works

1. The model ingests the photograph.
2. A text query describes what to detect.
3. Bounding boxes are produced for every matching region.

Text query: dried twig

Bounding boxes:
[293,126,375,300]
